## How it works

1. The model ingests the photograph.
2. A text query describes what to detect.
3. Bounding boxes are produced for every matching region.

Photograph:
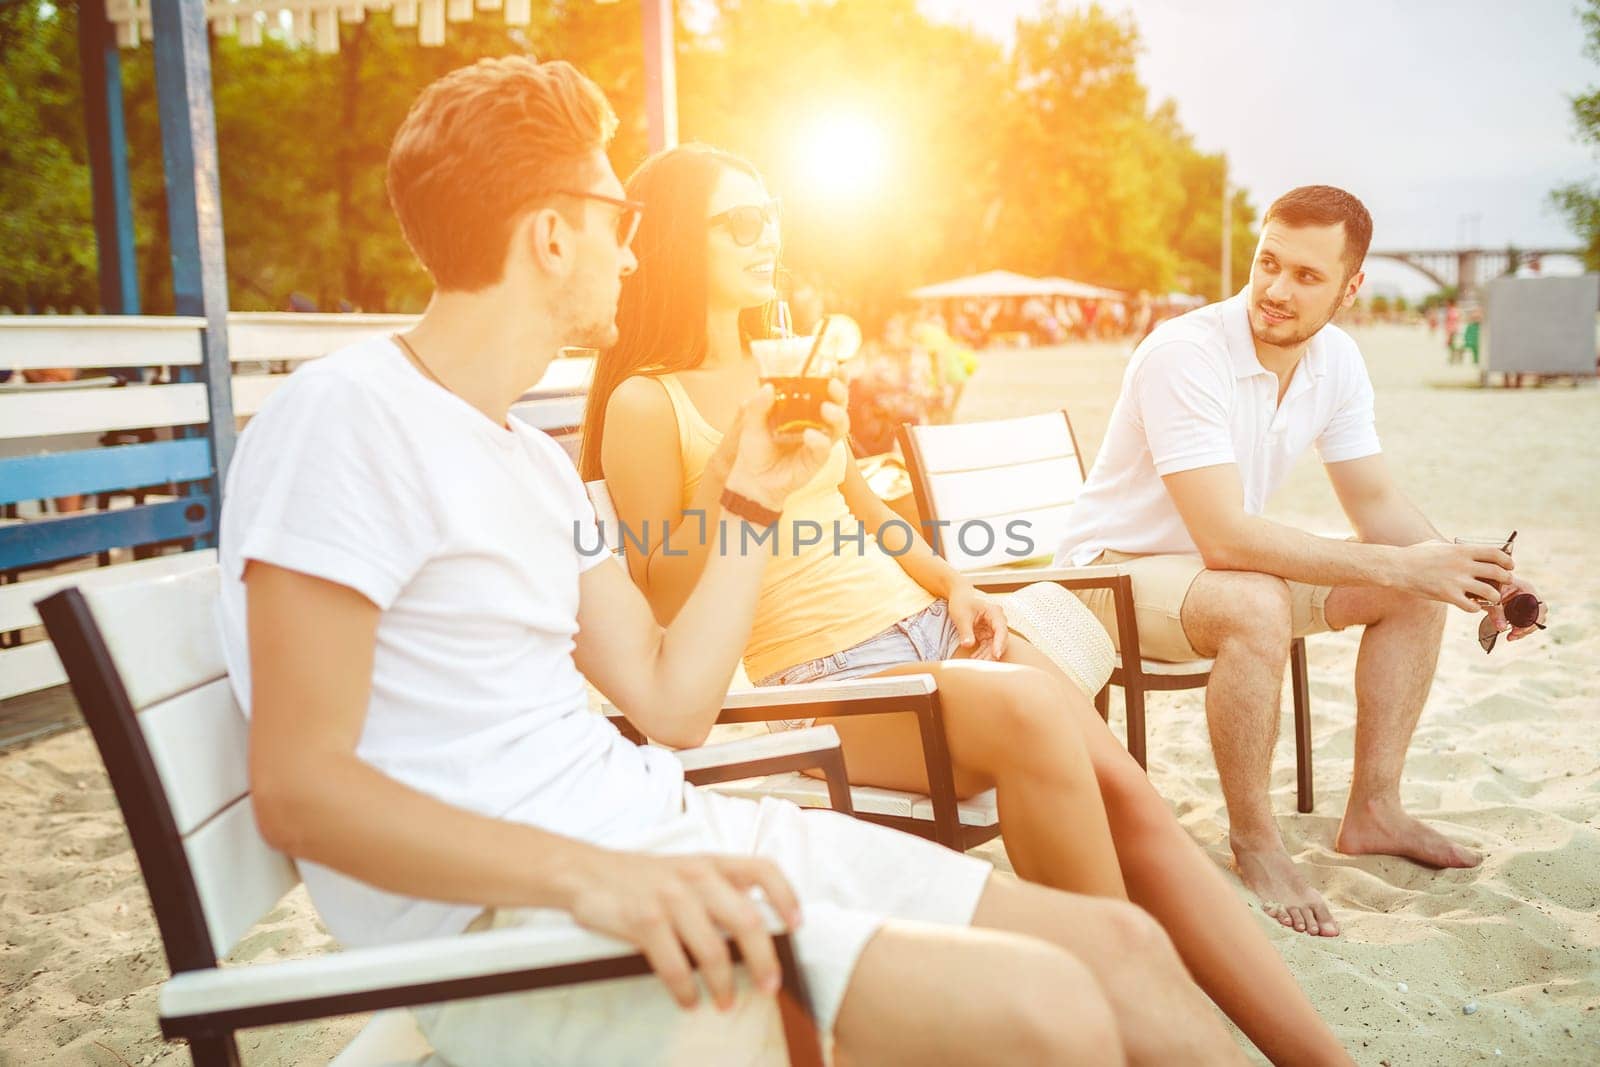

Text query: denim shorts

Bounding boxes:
[757,599,962,730]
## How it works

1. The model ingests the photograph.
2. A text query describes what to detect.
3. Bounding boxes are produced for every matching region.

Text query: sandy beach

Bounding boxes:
[2,321,1597,1065]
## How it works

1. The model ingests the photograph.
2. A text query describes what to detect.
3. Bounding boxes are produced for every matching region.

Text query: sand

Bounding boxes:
[2,321,1597,1064]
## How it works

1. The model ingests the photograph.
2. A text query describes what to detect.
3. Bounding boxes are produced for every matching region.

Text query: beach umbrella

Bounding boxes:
[1040,276,1126,301]
[908,270,1061,300]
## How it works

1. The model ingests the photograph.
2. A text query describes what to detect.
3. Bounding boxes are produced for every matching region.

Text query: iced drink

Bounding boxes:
[750,336,831,436]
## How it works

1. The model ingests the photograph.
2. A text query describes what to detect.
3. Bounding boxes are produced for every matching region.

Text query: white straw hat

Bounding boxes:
[997,581,1116,698]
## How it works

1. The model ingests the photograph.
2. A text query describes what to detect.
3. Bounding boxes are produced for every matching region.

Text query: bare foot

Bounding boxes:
[1230,838,1341,938]
[1335,798,1481,869]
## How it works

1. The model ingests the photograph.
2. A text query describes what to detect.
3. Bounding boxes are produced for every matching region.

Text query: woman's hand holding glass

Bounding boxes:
[722,379,849,512]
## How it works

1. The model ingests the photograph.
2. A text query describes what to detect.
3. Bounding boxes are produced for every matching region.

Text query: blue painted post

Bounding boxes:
[77,0,140,315]
[641,0,678,152]
[150,0,235,503]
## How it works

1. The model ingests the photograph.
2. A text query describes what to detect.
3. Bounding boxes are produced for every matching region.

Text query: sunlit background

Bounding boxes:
[3,0,1594,319]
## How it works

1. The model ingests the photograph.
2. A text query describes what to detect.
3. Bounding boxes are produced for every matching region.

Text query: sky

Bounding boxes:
[918,0,1597,295]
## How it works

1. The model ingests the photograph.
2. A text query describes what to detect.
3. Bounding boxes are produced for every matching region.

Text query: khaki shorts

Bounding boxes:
[1074,550,1339,662]
[414,786,992,1066]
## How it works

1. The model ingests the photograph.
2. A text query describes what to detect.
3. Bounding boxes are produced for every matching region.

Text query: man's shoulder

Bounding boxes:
[510,418,583,480]
[1315,318,1359,354]
[233,338,416,473]
[1311,320,1371,380]
[1129,304,1232,382]
[1147,300,1229,348]
[260,336,397,401]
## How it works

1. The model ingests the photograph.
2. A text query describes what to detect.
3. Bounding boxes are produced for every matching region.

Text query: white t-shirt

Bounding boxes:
[217,337,685,948]
[1055,295,1381,566]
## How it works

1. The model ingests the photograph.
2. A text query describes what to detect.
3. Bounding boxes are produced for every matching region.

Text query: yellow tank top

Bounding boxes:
[653,373,935,681]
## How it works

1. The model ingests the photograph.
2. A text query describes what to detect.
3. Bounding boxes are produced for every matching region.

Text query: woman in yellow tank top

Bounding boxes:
[580,145,1348,1064]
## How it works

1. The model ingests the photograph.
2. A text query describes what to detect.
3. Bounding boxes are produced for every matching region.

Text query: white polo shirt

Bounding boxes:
[1054,294,1381,566]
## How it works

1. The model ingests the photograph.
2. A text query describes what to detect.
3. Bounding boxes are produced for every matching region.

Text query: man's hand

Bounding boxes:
[724,380,849,511]
[566,851,802,1011]
[1490,575,1546,642]
[1394,541,1515,611]
[948,584,1008,661]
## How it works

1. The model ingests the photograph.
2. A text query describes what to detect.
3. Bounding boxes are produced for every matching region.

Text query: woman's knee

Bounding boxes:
[967,671,1097,779]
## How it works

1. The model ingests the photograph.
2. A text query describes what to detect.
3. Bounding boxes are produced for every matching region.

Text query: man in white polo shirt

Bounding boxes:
[1056,186,1540,939]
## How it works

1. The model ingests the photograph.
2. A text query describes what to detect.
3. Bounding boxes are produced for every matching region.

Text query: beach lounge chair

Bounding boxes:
[899,411,1316,813]
[36,566,835,1066]
[587,480,1000,851]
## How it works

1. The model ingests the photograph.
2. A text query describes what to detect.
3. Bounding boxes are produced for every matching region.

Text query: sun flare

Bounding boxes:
[792,111,889,202]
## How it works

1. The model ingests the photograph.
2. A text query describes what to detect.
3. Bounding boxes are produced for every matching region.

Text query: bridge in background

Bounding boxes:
[1366,246,1586,300]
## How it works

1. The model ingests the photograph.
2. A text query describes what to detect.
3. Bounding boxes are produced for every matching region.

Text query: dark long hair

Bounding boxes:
[579,144,766,481]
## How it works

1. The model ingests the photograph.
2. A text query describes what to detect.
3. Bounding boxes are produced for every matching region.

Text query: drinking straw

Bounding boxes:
[800,315,835,378]
[769,268,795,337]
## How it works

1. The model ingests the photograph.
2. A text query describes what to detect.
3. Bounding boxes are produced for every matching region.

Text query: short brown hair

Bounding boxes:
[386,57,618,291]
[1263,185,1373,276]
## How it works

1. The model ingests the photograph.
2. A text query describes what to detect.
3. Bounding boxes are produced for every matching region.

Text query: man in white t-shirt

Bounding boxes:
[1056,186,1542,940]
[221,57,1258,1065]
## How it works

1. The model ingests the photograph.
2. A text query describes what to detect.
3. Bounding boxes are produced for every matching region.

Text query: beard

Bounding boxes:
[571,314,620,351]
[1249,289,1345,348]
[558,273,622,350]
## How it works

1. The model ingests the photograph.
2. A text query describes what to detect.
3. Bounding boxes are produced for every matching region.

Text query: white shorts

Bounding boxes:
[415,786,992,1066]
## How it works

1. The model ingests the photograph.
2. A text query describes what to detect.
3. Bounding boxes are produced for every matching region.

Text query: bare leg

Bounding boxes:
[834,917,1125,1066]
[1002,638,1350,1066]
[972,875,1257,1066]
[812,659,1126,897]
[1323,585,1479,867]
[1181,571,1340,937]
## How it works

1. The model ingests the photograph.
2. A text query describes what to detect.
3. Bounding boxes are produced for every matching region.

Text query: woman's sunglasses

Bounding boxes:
[708,199,782,247]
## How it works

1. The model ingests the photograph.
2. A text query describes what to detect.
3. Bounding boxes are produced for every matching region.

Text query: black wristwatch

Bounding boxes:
[720,487,782,528]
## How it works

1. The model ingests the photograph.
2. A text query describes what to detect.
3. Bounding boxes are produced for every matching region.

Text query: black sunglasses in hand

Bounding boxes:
[1476,531,1547,654]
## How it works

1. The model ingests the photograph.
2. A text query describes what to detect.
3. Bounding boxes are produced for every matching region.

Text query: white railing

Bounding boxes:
[0,312,593,701]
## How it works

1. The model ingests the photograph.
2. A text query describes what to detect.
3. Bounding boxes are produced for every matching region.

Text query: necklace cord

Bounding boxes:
[392,332,511,431]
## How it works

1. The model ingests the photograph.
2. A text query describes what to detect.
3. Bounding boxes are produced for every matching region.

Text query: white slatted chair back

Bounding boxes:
[0,551,216,701]
[900,412,1086,571]
[69,566,298,963]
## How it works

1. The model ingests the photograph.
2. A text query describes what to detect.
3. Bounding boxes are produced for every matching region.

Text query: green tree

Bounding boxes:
[1,0,646,312]
[2,0,1253,317]
[0,0,98,309]
[1550,0,1600,270]
[1002,3,1183,290]
[1149,100,1257,299]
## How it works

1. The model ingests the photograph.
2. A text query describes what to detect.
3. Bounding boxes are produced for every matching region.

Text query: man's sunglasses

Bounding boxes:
[708,199,782,247]
[549,189,645,248]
